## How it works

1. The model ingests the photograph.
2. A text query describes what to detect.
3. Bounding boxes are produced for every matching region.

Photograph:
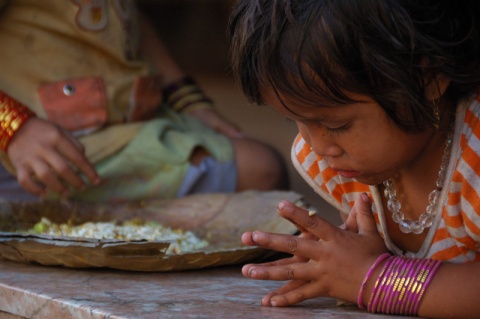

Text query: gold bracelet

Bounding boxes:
[0,92,36,151]
[163,77,214,113]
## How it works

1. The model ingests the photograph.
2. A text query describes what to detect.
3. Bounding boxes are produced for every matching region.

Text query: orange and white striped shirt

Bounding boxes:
[292,94,480,262]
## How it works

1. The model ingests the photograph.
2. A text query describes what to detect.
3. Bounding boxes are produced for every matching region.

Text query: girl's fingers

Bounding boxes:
[277,200,339,241]
[244,231,323,260]
[261,280,307,306]
[356,193,379,235]
[267,281,323,307]
[241,231,257,246]
[298,231,319,241]
[242,256,307,278]
[241,255,306,276]
[243,261,316,281]
[242,230,318,247]
[341,208,359,233]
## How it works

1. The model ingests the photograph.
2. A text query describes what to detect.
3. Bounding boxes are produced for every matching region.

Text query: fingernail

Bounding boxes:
[270,300,278,307]
[361,193,371,204]
[277,201,293,212]
[252,231,261,242]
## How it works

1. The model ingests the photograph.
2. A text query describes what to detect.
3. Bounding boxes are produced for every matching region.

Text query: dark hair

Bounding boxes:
[229,0,480,132]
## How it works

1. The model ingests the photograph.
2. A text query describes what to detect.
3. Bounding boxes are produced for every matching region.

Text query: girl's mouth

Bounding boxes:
[334,169,360,178]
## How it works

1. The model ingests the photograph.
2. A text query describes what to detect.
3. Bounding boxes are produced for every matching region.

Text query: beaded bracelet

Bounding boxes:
[0,92,36,152]
[357,253,391,309]
[162,76,214,113]
[367,256,442,316]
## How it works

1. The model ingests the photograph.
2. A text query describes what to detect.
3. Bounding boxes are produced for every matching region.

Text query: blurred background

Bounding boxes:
[138,0,341,225]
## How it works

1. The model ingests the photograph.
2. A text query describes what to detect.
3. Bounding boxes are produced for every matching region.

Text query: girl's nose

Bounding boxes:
[309,141,343,157]
[302,128,343,157]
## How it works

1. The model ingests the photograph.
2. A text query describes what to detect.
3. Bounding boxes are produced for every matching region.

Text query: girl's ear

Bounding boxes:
[424,72,451,102]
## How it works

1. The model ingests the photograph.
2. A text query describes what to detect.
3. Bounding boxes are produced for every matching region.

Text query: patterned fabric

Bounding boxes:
[292,94,480,262]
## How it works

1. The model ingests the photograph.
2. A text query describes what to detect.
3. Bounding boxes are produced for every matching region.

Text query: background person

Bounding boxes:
[0,0,288,202]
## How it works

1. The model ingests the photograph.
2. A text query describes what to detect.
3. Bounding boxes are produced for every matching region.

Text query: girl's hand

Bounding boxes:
[188,108,244,139]
[241,193,387,307]
[7,118,101,197]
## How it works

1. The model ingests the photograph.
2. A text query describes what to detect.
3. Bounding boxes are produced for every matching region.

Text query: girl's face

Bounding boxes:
[262,88,436,185]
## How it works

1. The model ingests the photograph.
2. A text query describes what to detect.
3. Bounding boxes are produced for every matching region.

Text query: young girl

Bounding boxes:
[229,1,480,318]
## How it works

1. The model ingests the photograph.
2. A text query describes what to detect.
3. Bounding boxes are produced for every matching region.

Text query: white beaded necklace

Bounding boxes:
[382,128,453,234]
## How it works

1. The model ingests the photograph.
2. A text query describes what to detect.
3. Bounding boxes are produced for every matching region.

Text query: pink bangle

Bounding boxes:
[394,257,416,314]
[402,258,423,315]
[407,258,438,315]
[368,255,394,312]
[413,259,442,314]
[382,256,405,314]
[405,258,430,315]
[357,253,391,309]
[379,256,403,313]
[366,256,443,316]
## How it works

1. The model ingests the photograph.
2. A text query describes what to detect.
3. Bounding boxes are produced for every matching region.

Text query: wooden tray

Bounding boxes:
[0,191,302,271]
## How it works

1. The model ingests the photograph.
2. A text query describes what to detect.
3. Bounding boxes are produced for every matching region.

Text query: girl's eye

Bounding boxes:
[325,123,351,134]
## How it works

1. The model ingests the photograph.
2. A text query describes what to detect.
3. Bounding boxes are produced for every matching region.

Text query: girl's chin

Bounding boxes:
[353,176,385,186]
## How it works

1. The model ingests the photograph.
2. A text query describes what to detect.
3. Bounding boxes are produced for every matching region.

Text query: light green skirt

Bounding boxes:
[68,108,234,202]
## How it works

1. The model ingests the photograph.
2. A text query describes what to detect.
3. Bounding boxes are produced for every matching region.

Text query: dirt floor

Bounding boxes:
[140,1,341,225]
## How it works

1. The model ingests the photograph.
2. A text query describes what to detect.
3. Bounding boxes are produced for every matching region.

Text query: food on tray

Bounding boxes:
[28,217,209,255]
[0,191,303,271]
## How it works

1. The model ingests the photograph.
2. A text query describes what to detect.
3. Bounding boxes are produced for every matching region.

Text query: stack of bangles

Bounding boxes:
[162,76,214,113]
[357,253,442,315]
[0,92,36,152]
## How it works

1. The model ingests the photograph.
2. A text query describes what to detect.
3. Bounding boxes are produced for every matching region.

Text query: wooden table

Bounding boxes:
[0,260,416,319]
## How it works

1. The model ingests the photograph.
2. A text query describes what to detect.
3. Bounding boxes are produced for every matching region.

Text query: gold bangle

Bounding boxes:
[0,92,36,151]
[163,78,215,113]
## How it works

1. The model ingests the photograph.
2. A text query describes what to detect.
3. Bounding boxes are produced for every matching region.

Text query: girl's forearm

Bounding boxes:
[419,261,480,319]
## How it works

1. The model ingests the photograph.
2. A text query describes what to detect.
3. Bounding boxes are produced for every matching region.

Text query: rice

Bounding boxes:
[29,217,209,255]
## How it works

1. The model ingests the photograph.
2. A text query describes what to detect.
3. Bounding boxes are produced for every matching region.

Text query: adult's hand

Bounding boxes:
[7,118,101,197]
[188,108,244,139]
